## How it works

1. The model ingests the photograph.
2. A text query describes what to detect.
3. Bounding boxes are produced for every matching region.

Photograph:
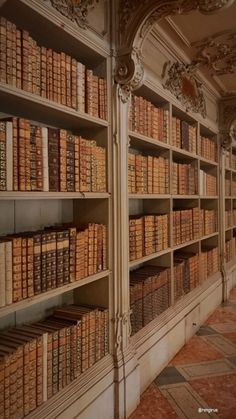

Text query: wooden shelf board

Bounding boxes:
[201,232,219,241]
[173,238,199,251]
[26,353,114,419]
[172,146,198,160]
[129,248,171,268]
[129,194,171,200]
[225,226,234,232]
[172,195,199,199]
[0,83,108,130]
[0,192,110,200]
[200,156,218,167]
[200,196,218,199]
[0,270,110,319]
[128,131,170,151]
[231,168,236,174]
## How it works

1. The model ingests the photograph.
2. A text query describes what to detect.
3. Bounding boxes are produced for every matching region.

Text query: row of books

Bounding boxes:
[0,223,107,307]
[232,154,236,170]
[172,162,197,195]
[201,247,219,281]
[129,215,169,261]
[128,152,169,194]
[199,170,217,196]
[0,17,107,119]
[232,180,236,196]
[129,95,169,143]
[173,209,199,246]
[225,178,231,196]
[200,209,217,236]
[225,210,232,228]
[0,304,109,418]
[174,252,199,301]
[200,136,217,162]
[130,266,170,334]
[0,118,106,192]
[171,117,197,154]
[225,237,236,262]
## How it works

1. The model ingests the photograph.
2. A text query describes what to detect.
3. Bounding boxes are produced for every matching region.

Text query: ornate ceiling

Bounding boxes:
[155,2,236,95]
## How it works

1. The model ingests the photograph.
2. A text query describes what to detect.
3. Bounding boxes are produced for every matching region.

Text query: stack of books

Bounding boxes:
[201,247,219,280]
[199,170,217,196]
[0,16,107,119]
[173,208,200,246]
[172,162,197,195]
[174,252,199,301]
[200,209,217,235]
[129,95,169,143]
[0,223,107,307]
[128,152,169,194]
[0,304,109,417]
[129,214,169,261]
[0,118,106,192]
[130,265,171,334]
[200,136,217,162]
[172,117,197,153]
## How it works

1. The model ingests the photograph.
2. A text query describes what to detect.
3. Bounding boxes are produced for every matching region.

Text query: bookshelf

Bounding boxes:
[128,88,220,338]
[0,1,113,418]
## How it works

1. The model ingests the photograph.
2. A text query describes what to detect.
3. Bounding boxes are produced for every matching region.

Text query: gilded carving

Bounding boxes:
[162,61,207,117]
[192,29,236,76]
[116,0,234,101]
[44,0,99,28]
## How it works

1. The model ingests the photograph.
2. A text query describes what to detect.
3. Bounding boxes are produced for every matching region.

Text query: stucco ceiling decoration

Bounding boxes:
[219,94,236,149]
[191,29,236,76]
[116,0,235,101]
[44,0,99,28]
[162,61,207,117]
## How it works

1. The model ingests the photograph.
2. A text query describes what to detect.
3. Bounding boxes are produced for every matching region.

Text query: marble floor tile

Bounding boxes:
[205,308,236,325]
[196,326,218,336]
[128,383,178,419]
[201,335,236,356]
[170,336,223,366]
[154,366,186,386]
[190,374,236,419]
[159,382,218,419]
[210,323,236,333]
[222,332,236,345]
[176,359,236,380]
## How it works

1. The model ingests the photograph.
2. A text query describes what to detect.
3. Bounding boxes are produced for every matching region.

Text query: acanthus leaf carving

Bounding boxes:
[44,0,99,29]
[162,61,207,118]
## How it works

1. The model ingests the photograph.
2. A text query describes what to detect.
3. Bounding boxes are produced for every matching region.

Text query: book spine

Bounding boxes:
[48,128,59,192]
[46,232,52,291]
[35,126,43,191]
[41,233,47,293]
[85,69,93,115]
[22,30,29,92]
[71,58,77,110]
[12,237,22,302]
[41,46,47,98]
[42,127,49,192]
[22,237,28,299]
[77,62,85,113]
[69,227,76,283]
[56,231,64,287]
[33,233,42,295]
[12,117,18,191]
[65,54,72,108]
[74,135,80,192]
[6,121,13,192]
[0,242,6,307]
[5,240,13,305]
[0,17,7,84]
[63,230,70,285]
[27,236,34,298]
[59,129,67,192]
[0,121,6,191]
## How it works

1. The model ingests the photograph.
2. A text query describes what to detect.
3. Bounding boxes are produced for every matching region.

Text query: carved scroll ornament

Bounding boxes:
[192,29,236,76]
[162,61,207,117]
[44,0,99,29]
[116,0,235,101]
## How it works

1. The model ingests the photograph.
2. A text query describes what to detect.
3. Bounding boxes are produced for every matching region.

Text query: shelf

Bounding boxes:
[226,256,236,271]
[26,353,114,419]
[0,192,110,200]
[201,232,219,241]
[128,131,169,151]
[172,195,199,199]
[129,194,170,200]
[225,226,233,232]
[0,270,110,319]
[200,156,218,167]
[129,248,171,268]
[173,238,199,251]
[200,196,218,199]
[0,83,108,131]
[172,146,198,160]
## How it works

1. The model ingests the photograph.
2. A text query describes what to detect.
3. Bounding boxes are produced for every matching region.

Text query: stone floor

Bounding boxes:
[129,288,236,419]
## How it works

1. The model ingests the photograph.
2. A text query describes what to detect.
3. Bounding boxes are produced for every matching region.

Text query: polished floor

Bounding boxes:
[129,288,236,419]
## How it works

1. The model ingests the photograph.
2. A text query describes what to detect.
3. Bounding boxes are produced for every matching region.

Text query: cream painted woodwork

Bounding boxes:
[0,1,236,419]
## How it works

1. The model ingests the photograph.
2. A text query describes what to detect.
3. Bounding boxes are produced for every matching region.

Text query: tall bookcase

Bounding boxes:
[0,1,114,418]
[128,82,220,338]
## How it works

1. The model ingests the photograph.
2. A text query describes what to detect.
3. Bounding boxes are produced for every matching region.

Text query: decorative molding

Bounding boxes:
[44,0,99,29]
[116,0,234,100]
[115,48,144,103]
[192,29,236,76]
[219,94,236,149]
[162,61,207,117]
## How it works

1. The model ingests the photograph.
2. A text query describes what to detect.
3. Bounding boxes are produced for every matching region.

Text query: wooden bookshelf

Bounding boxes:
[0,1,112,418]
